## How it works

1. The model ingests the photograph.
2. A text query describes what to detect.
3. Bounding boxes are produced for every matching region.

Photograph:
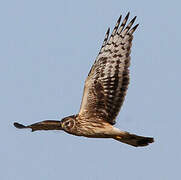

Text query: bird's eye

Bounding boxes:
[65,121,71,127]
[62,119,75,130]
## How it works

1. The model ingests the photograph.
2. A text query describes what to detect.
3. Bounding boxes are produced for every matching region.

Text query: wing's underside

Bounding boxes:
[79,13,138,125]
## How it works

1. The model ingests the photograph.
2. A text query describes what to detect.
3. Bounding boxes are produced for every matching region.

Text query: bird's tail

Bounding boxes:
[14,120,62,132]
[114,132,154,147]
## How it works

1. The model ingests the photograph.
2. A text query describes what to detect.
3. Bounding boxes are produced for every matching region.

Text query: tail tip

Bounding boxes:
[137,137,154,146]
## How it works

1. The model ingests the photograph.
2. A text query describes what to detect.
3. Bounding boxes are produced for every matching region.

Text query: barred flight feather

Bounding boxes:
[79,13,139,125]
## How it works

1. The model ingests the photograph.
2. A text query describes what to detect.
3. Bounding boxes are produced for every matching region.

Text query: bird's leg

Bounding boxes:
[14,120,62,132]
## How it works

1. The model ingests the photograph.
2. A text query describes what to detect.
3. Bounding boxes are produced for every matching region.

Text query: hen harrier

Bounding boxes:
[14,13,154,147]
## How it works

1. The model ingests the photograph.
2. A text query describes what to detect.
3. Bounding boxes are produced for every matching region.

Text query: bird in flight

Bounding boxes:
[14,13,154,147]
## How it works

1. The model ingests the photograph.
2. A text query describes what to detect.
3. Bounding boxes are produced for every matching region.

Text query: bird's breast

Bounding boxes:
[66,119,114,138]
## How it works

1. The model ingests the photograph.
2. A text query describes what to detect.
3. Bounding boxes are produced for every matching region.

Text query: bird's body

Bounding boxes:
[14,13,154,147]
[65,115,117,138]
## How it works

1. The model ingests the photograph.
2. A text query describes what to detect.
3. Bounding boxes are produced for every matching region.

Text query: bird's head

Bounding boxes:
[60,115,77,133]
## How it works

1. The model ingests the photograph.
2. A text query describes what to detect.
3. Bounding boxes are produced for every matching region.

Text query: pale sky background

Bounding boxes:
[1,0,181,179]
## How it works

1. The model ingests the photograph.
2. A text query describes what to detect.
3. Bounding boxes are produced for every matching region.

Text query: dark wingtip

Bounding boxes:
[126,12,130,19]
[107,27,110,34]
[133,23,139,30]
[130,16,137,24]
[14,122,27,129]
[129,23,139,35]
[117,14,122,23]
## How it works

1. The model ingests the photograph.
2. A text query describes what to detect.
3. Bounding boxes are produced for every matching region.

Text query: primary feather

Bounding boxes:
[79,13,139,125]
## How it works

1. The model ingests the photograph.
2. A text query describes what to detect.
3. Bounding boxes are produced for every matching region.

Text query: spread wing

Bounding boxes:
[78,13,138,125]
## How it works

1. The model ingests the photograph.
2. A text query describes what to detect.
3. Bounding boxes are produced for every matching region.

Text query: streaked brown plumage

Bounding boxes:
[14,13,154,147]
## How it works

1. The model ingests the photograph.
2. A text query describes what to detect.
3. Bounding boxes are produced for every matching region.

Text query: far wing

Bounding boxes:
[79,13,138,125]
